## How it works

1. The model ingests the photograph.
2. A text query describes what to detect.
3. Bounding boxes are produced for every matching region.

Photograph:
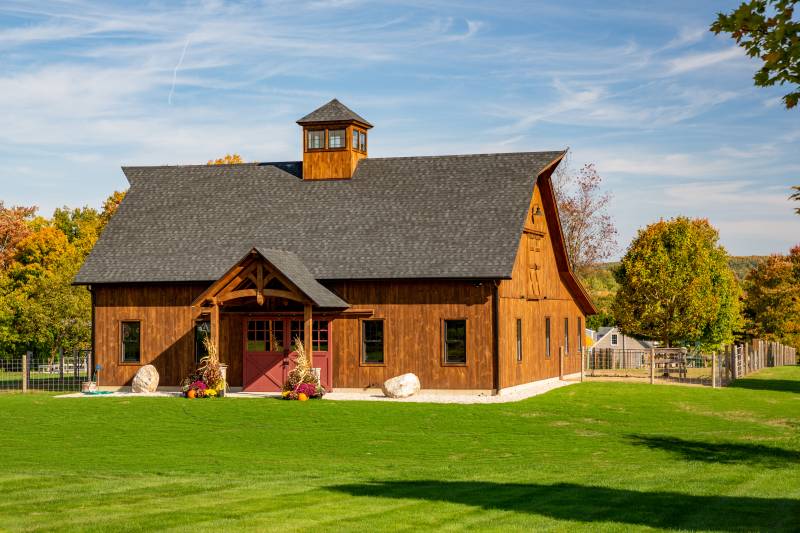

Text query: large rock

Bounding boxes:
[382,373,421,399]
[131,365,159,393]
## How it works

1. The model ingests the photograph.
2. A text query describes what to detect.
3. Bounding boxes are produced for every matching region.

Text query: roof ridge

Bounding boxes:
[364,150,565,161]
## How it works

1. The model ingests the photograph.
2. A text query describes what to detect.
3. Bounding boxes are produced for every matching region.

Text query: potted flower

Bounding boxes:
[281,338,325,400]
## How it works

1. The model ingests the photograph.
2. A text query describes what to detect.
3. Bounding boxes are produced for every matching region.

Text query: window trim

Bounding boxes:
[564,317,570,356]
[360,318,386,366]
[516,318,523,363]
[441,318,468,367]
[119,319,142,365]
[545,316,551,359]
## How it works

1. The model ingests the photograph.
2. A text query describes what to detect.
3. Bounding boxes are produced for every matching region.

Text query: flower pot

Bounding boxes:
[81,381,97,393]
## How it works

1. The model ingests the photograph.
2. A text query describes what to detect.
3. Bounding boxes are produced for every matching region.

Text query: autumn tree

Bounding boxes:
[0,202,36,270]
[711,0,800,108]
[792,185,800,214]
[100,190,126,228]
[743,245,800,348]
[613,217,741,349]
[208,153,244,165]
[552,161,618,275]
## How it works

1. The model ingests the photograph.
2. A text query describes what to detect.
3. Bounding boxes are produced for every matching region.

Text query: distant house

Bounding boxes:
[75,99,596,394]
[592,327,653,351]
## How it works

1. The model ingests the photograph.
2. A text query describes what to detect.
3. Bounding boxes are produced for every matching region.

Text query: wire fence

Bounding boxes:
[0,350,91,392]
[584,339,796,387]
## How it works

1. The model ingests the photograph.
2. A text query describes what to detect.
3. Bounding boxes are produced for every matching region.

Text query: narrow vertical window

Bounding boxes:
[577,317,583,355]
[564,318,570,356]
[359,131,367,151]
[362,320,384,364]
[352,130,359,150]
[121,321,141,363]
[195,320,210,362]
[545,317,551,358]
[443,319,467,365]
[313,320,329,352]
[516,318,523,362]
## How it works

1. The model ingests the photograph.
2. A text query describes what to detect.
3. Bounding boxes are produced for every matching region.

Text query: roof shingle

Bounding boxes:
[296,98,373,127]
[75,151,564,284]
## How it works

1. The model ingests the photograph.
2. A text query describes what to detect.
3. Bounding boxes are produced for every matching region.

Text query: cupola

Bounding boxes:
[296,98,372,180]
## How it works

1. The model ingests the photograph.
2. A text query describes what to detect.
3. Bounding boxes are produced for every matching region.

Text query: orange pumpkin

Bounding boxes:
[298,393,308,402]
[187,389,196,399]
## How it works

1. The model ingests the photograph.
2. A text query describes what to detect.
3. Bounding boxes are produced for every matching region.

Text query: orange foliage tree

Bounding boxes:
[207,154,244,165]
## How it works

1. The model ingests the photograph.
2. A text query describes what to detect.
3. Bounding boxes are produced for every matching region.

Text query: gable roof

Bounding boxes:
[75,151,564,286]
[254,248,348,308]
[192,247,348,309]
[296,98,373,127]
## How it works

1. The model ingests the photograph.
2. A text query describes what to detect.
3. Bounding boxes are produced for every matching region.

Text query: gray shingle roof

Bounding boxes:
[253,248,348,308]
[75,151,564,284]
[296,99,373,127]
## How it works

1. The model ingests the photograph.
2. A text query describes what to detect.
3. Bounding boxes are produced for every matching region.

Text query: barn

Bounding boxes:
[75,99,595,394]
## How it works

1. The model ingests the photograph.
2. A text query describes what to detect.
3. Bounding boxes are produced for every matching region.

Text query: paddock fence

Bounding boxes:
[0,350,91,392]
[584,339,796,388]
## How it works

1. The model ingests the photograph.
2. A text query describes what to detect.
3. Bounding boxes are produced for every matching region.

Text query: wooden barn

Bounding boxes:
[75,99,596,394]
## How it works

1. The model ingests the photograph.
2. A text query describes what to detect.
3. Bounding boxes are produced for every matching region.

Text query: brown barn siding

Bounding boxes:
[497,184,586,388]
[326,280,495,390]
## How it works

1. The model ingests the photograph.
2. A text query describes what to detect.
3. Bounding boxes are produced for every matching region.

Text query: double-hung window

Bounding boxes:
[443,320,467,365]
[362,320,384,364]
[121,321,141,363]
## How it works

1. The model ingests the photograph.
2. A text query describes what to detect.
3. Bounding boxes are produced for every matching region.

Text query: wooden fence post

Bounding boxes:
[712,351,718,388]
[649,348,655,384]
[559,346,564,380]
[22,351,30,393]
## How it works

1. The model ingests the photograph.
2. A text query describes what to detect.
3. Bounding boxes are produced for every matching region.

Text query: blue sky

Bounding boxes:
[0,0,798,257]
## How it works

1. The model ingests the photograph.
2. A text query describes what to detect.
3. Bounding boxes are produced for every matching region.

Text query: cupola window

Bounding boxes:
[307,130,325,150]
[328,129,345,149]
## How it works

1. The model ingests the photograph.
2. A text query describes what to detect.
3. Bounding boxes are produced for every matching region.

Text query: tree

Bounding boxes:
[208,154,244,165]
[792,185,800,214]
[613,217,741,349]
[52,206,101,257]
[0,202,36,270]
[100,190,126,228]
[743,245,800,348]
[552,161,618,275]
[711,0,800,109]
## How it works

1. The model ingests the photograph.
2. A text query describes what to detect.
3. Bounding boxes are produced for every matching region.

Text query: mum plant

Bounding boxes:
[181,336,226,398]
[281,336,325,400]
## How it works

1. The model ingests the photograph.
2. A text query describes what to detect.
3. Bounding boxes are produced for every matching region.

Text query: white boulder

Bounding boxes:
[131,364,159,393]
[382,373,421,399]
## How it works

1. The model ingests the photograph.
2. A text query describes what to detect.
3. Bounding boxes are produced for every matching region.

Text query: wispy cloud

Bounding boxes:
[666,46,745,74]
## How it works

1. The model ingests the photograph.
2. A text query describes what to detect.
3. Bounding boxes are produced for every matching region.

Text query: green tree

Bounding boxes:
[743,245,800,348]
[711,0,800,109]
[791,185,800,214]
[613,217,741,349]
[52,206,101,257]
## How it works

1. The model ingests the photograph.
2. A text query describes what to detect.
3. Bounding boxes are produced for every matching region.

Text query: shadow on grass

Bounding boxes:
[328,480,798,531]
[729,377,800,393]
[626,435,800,467]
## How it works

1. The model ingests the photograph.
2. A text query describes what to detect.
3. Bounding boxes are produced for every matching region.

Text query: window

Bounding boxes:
[290,320,305,348]
[120,321,141,363]
[352,130,359,150]
[195,320,210,362]
[313,320,328,352]
[443,319,467,365]
[516,318,523,363]
[362,320,384,364]
[359,131,367,151]
[307,130,324,150]
[247,320,283,352]
[611,334,618,346]
[577,317,583,355]
[564,318,570,356]
[328,129,345,149]
[545,317,551,358]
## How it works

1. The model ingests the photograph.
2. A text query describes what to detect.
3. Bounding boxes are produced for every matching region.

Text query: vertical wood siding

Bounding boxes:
[326,280,495,390]
[497,184,586,388]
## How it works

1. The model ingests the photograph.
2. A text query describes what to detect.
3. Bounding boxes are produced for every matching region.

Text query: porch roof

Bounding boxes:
[253,248,349,308]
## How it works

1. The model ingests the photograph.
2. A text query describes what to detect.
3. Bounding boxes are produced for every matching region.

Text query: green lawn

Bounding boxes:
[1,367,799,532]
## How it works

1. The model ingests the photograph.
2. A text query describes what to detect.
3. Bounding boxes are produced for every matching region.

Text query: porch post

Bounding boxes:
[304,303,313,358]
[211,299,220,353]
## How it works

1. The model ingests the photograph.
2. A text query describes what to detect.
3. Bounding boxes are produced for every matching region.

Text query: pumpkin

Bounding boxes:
[187,389,196,399]
[298,393,308,402]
